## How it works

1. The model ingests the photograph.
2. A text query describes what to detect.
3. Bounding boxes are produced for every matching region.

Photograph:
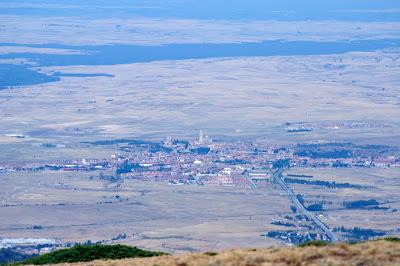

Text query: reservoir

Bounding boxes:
[0,38,399,88]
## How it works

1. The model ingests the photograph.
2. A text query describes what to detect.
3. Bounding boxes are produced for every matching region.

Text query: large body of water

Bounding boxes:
[0,39,399,89]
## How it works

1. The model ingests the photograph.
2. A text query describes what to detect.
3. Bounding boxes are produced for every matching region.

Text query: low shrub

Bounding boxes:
[16,244,166,265]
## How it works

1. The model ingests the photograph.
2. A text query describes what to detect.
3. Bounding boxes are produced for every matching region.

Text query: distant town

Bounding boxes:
[1,132,398,182]
[1,132,399,255]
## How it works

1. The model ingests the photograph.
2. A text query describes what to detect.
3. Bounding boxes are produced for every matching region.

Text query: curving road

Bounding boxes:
[273,169,337,242]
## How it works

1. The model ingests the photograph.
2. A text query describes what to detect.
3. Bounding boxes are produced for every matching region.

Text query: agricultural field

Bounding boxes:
[0,170,288,253]
[284,167,400,241]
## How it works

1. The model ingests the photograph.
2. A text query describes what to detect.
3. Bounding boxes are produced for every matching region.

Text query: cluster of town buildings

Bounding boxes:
[1,132,399,188]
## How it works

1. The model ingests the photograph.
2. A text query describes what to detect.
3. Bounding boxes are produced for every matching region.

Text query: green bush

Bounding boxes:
[299,240,329,247]
[16,244,166,265]
[384,237,400,242]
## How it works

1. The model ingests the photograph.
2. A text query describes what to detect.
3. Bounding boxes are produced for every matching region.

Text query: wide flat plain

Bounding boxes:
[1,1,399,258]
[0,171,288,252]
[2,166,398,251]
[284,167,400,239]
[1,15,399,46]
[1,49,399,164]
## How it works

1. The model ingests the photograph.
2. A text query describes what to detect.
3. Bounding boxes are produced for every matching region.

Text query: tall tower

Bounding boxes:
[198,130,204,143]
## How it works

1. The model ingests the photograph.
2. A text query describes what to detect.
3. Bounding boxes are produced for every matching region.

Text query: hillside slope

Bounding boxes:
[54,240,400,266]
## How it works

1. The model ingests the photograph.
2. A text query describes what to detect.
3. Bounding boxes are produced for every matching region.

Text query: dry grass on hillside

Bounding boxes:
[57,240,400,266]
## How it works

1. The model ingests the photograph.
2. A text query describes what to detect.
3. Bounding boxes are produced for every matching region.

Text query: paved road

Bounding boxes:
[273,169,337,242]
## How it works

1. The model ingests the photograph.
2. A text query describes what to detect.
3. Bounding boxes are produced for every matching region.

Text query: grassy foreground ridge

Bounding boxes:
[11,238,400,265]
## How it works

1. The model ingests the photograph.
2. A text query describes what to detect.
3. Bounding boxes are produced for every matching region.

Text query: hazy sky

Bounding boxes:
[1,0,400,21]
